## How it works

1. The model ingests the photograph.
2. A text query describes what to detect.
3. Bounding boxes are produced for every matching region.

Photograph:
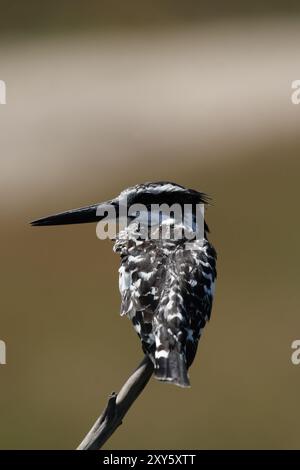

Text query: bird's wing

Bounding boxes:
[117,240,166,355]
[117,238,217,386]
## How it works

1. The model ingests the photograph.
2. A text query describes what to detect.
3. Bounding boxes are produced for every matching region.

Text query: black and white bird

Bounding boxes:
[31,182,217,387]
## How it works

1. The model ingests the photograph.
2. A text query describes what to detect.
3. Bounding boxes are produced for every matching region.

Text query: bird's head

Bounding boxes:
[31,181,210,237]
[117,181,209,207]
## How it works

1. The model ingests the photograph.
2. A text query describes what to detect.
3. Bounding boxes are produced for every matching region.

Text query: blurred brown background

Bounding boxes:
[0,1,300,449]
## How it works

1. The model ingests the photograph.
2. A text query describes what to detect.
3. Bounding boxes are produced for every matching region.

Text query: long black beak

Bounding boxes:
[30,201,115,226]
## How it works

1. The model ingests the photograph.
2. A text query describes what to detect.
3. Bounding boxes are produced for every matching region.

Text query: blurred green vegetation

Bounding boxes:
[0,0,300,38]
[1,139,300,449]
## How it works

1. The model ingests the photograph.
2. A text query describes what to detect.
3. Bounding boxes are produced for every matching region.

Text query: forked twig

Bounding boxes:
[77,355,154,450]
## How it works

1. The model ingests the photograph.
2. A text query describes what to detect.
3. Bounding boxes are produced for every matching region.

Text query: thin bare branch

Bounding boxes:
[77,355,154,450]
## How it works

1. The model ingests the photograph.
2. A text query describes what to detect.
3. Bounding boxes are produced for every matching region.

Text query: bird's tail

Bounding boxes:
[154,350,190,388]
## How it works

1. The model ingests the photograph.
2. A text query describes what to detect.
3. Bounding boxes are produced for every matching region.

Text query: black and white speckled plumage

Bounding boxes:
[31,180,217,388]
[114,182,217,387]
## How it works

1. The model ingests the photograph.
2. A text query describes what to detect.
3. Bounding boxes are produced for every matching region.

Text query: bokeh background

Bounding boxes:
[1,1,300,449]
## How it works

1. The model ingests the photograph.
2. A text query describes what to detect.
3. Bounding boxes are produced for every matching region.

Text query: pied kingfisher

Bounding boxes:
[31,182,217,387]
